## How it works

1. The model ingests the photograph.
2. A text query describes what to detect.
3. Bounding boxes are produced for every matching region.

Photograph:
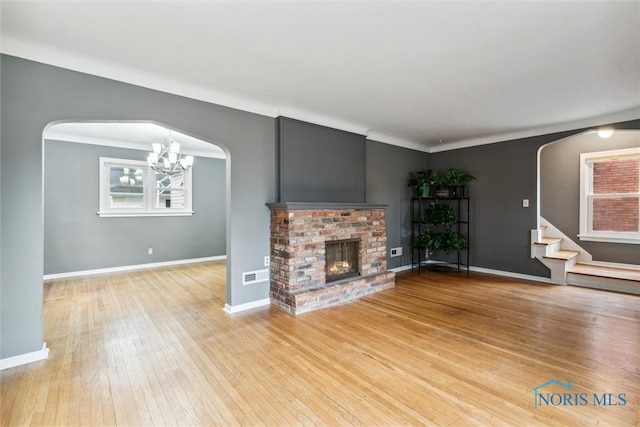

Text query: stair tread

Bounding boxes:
[544,250,580,261]
[569,263,640,282]
[534,237,562,245]
[580,262,640,271]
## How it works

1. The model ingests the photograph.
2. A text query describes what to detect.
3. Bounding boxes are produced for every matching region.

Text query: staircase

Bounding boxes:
[532,222,640,295]
[567,263,640,295]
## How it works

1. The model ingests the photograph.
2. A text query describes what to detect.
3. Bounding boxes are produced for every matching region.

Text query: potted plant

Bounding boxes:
[415,230,444,257]
[422,202,456,230]
[442,231,468,253]
[417,202,467,258]
[408,169,434,198]
[441,168,476,198]
[432,173,451,198]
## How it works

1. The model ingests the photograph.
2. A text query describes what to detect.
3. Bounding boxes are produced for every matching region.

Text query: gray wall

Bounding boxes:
[277,117,366,202]
[2,53,638,361]
[430,131,577,277]
[540,130,640,264]
[44,140,226,274]
[365,140,430,269]
[1,55,275,359]
[429,120,640,276]
[276,120,433,269]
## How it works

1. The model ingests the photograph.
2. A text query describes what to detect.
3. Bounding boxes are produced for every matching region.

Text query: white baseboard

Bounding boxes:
[468,266,553,284]
[389,265,414,273]
[222,264,551,314]
[1,342,49,370]
[393,263,552,284]
[223,298,270,314]
[43,255,227,281]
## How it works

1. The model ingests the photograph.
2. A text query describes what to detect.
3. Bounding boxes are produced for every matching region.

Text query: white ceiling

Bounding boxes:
[46,122,227,159]
[2,1,639,153]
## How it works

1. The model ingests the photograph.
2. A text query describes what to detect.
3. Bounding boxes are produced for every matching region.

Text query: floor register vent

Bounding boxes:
[242,269,269,285]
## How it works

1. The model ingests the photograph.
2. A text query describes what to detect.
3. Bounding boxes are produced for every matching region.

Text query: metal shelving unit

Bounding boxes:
[410,196,470,273]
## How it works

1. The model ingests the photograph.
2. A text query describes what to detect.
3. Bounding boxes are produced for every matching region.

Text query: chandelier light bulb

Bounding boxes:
[180,156,194,168]
[147,134,194,175]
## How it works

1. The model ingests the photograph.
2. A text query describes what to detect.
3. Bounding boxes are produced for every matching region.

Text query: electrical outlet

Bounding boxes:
[390,247,402,257]
[264,256,270,266]
[148,247,154,255]
[522,199,529,208]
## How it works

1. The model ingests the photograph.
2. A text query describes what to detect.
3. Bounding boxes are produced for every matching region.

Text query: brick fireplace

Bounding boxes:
[266,202,395,314]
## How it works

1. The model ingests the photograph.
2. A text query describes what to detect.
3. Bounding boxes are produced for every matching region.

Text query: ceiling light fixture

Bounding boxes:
[147,133,194,175]
[597,128,614,139]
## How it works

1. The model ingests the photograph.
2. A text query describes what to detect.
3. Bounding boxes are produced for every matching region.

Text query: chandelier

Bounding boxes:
[147,134,194,175]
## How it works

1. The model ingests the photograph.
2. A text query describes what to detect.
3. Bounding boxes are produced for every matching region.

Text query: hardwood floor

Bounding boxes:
[2,260,638,426]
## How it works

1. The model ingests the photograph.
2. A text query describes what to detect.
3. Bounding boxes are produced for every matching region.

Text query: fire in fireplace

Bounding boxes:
[325,239,360,282]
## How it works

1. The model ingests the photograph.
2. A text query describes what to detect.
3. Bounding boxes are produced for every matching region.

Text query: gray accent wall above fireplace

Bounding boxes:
[276,117,366,203]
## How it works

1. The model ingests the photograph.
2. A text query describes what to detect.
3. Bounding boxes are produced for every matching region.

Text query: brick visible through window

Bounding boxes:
[593,158,639,194]
[592,198,639,232]
[591,157,639,233]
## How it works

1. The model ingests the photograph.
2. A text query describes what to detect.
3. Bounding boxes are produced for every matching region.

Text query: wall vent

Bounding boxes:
[242,268,269,285]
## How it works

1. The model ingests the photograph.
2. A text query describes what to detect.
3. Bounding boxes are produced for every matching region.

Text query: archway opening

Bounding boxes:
[42,120,230,295]
[537,129,639,265]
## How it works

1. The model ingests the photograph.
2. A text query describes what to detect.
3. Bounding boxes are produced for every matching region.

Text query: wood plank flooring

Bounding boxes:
[2,260,638,426]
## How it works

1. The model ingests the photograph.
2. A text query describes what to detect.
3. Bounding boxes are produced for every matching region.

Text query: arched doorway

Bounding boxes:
[42,120,229,289]
[536,129,639,266]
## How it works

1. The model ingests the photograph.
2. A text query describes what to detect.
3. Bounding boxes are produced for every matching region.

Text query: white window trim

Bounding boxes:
[98,157,193,217]
[579,147,640,244]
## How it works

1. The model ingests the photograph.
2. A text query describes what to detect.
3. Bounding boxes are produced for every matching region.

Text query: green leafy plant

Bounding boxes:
[416,230,467,255]
[431,173,446,186]
[441,168,476,186]
[415,230,444,254]
[442,231,468,253]
[414,231,429,250]
[422,202,456,230]
[407,169,434,197]
[431,172,452,197]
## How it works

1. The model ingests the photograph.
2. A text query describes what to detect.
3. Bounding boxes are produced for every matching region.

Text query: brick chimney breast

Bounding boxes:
[267,202,395,315]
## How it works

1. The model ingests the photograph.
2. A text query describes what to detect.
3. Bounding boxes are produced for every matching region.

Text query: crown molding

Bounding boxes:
[428,107,640,153]
[4,41,638,155]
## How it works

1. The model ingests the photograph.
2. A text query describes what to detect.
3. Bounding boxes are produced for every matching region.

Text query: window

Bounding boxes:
[579,148,639,244]
[99,157,193,217]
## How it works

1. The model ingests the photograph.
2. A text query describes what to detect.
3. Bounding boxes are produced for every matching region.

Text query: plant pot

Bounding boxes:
[418,184,432,198]
[435,186,451,198]
[453,185,466,198]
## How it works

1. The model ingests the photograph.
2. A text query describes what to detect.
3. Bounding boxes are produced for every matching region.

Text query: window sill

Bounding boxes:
[97,211,194,218]
[578,234,640,245]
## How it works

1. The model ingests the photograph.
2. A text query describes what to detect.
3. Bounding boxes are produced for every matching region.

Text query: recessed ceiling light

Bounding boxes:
[597,129,614,138]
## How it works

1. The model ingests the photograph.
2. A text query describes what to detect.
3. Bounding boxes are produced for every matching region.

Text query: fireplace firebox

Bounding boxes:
[326,239,360,282]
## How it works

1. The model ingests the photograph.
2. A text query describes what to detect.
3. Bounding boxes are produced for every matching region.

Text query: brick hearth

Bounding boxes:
[266,202,396,315]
